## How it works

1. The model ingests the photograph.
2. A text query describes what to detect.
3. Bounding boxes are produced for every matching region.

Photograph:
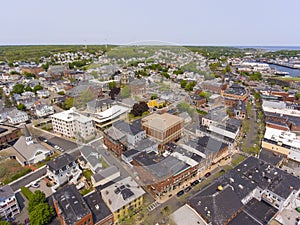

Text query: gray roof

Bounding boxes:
[80,146,101,169]
[83,191,112,224]
[113,121,144,136]
[47,153,76,174]
[133,151,190,179]
[13,136,49,161]
[0,185,15,200]
[92,166,119,183]
[189,185,243,225]
[52,185,91,225]
[24,125,31,138]
[135,138,157,152]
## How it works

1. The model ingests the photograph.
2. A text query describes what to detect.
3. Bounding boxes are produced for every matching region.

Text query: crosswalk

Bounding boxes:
[147,201,160,212]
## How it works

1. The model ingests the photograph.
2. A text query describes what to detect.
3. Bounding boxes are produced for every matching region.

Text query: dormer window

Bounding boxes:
[59,169,63,174]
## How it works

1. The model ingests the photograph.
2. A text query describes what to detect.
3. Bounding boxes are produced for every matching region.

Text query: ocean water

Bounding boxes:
[235,46,300,52]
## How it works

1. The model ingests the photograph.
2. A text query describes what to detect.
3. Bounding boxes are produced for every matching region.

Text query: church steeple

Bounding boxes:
[24,125,33,145]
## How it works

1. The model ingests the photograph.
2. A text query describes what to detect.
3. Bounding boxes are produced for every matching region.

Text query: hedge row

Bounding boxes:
[21,186,33,200]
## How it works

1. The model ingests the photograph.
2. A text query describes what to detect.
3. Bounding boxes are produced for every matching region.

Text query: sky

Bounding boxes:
[1,0,300,46]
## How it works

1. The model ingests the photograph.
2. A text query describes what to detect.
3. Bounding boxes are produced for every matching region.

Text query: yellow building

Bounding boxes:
[147,99,166,108]
[261,139,290,156]
[100,177,145,224]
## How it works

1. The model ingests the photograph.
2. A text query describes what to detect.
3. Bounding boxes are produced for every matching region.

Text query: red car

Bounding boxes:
[204,172,211,178]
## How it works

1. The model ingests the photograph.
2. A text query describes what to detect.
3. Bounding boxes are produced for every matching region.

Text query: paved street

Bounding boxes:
[243,103,258,149]
[10,167,46,192]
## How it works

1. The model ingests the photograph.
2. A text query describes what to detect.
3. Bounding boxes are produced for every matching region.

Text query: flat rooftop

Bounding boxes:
[142,113,183,132]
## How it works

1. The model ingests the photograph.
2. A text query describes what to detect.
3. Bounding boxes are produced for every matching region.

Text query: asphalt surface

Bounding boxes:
[10,167,46,192]
[243,103,258,149]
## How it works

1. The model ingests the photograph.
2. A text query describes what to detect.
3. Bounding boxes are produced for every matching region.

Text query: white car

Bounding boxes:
[31,182,40,188]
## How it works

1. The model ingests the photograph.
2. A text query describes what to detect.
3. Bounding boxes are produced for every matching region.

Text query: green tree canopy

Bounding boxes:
[17,103,26,111]
[33,85,43,93]
[121,85,131,98]
[0,87,3,99]
[4,95,12,108]
[184,81,196,91]
[25,85,33,92]
[296,92,300,100]
[28,190,46,213]
[0,221,10,225]
[62,97,75,110]
[108,81,117,90]
[11,84,24,94]
[29,203,54,225]
[180,80,187,88]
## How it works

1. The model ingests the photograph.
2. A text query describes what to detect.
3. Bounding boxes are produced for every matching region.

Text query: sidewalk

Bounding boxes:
[155,155,234,204]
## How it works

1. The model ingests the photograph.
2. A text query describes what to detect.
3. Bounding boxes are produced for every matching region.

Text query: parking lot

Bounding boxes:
[28,179,54,198]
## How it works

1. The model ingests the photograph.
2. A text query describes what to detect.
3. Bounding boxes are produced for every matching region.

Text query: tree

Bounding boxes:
[108,81,117,90]
[180,80,187,88]
[121,85,131,98]
[25,85,33,92]
[296,92,300,100]
[78,89,97,107]
[29,203,54,225]
[17,103,26,111]
[42,63,49,71]
[130,102,149,117]
[0,221,10,225]
[0,87,3,99]
[33,85,43,93]
[150,94,158,100]
[28,190,46,213]
[199,91,211,100]
[4,95,12,108]
[223,64,231,73]
[11,84,24,94]
[184,81,196,91]
[109,87,120,100]
[62,97,75,110]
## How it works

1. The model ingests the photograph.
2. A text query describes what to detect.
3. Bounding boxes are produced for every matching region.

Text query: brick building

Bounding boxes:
[142,113,184,150]
[132,151,198,197]
[0,125,20,147]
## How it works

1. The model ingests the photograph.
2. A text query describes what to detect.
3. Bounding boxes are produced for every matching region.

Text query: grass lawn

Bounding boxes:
[0,158,32,184]
[231,154,246,167]
[101,157,110,169]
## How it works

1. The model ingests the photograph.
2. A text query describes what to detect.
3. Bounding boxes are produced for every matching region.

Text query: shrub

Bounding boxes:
[21,186,33,200]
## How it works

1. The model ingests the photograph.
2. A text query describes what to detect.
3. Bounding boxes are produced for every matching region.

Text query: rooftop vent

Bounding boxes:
[238,184,244,190]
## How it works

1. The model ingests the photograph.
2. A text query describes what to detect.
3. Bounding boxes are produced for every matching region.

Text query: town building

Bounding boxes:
[79,145,102,173]
[35,104,54,117]
[221,84,248,102]
[91,166,120,188]
[100,176,145,223]
[0,185,20,219]
[132,151,198,197]
[7,109,29,124]
[86,98,114,113]
[201,79,227,94]
[128,79,146,96]
[84,191,114,225]
[13,125,51,165]
[51,108,96,141]
[103,126,127,157]
[0,125,20,147]
[189,94,206,108]
[185,156,300,225]
[46,153,82,189]
[52,185,93,225]
[92,105,130,129]
[142,113,184,150]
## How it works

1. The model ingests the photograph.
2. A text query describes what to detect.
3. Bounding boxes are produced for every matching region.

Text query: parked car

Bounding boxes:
[31,182,40,188]
[204,172,211,178]
[184,186,192,192]
[176,190,184,197]
[191,180,200,187]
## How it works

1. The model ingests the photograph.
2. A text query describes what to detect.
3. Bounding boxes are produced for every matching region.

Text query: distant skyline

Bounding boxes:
[1,0,300,46]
